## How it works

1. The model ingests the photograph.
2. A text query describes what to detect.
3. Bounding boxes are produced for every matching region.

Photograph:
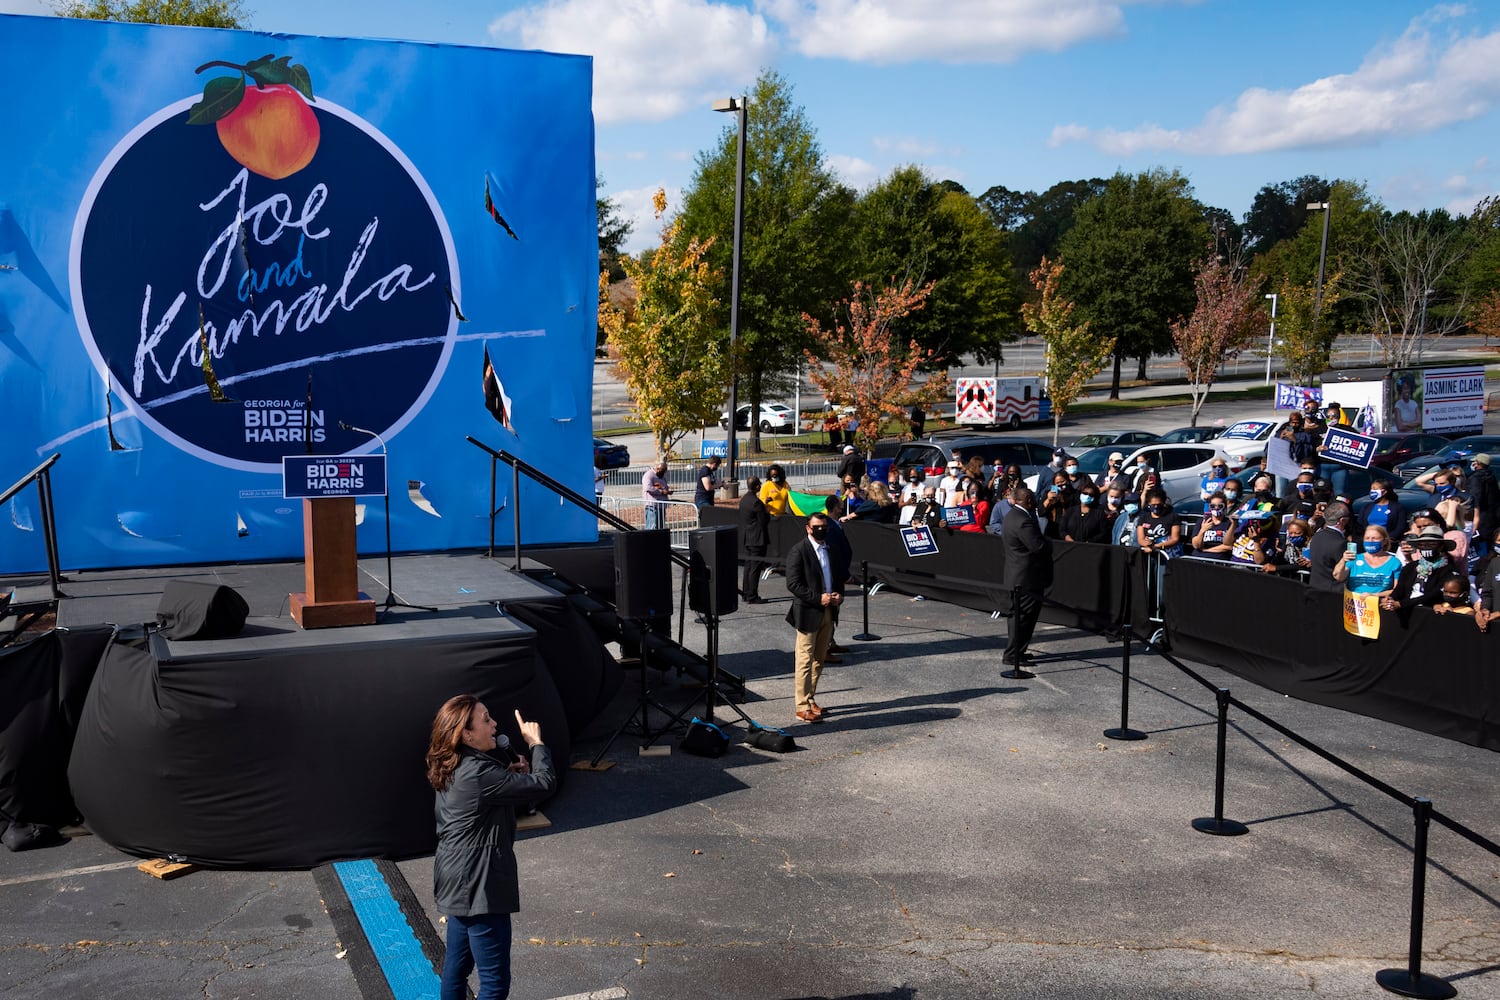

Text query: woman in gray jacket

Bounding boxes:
[426,695,556,1000]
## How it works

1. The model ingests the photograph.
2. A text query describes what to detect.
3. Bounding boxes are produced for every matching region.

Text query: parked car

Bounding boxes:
[1392,434,1500,480]
[719,403,797,433]
[1117,442,1238,504]
[593,437,630,470]
[891,435,1056,482]
[1210,418,1279,469]
[1366,432,1452,471]
[1156,425,1222,444]
[1067,429,1159,449]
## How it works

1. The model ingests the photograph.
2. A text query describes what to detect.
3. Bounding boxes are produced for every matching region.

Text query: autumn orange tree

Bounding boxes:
[1022,257,1114,446]
[1170,249,1263,425]
[802,278,950,455]
[599,190,728,457]
[1472,289,1500,345]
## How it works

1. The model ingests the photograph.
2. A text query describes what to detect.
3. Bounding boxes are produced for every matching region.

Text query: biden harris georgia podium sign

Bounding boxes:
[0,15,597,571]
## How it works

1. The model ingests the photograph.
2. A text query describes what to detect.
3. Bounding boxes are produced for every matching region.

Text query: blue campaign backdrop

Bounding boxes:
[0,15,597,571]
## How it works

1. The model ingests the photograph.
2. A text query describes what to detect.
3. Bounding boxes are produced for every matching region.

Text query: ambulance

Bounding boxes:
[954,376,1050,429]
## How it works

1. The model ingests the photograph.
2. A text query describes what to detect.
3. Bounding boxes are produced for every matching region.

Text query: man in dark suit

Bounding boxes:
[738,476,769,604]
[1308,500,1352,592]
[785,511,843,722]
[1001,487,1052,667]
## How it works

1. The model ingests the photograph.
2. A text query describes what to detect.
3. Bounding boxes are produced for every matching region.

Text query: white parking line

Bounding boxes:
[545,988,628,1000]
[0,860,140,887]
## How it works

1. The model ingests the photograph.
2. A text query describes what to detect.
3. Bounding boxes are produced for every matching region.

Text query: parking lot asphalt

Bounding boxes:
[4,568,1499,1000]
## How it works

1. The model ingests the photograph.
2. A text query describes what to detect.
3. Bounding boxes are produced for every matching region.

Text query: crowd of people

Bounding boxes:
[782,440,1500,632]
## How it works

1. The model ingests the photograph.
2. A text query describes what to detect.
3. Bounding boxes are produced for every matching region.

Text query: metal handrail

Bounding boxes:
[1,453,63,599]
[465,437,690,572]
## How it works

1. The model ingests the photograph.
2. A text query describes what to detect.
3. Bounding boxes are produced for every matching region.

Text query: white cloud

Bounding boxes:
[492,0,774,125]
[760,0,1138,64]
[1050,7,1500,156]
[827,153,880,188]
[612,184,684,254]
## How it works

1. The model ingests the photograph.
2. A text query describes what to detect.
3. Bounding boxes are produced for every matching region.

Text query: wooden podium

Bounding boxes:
[289,496,376,629]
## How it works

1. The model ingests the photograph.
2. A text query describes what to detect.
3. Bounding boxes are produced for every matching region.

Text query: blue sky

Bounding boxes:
[6,0,1499,253]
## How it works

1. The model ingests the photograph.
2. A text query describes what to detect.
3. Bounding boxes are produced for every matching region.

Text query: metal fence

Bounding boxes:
[597,457,845,498]
[596,497,700,549]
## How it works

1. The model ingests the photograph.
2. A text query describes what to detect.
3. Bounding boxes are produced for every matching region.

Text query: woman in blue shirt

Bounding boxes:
[1333,525,1401,595]
[1362,481,1408,539]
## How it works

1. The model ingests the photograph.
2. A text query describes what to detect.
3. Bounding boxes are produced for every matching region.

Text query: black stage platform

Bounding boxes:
[5,551,624,868]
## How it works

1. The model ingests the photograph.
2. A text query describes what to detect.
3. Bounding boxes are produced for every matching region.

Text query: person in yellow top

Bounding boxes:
[759,463,790,516]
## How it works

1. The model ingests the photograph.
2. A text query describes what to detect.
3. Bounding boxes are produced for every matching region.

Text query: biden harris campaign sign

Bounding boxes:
[0,15,597,570]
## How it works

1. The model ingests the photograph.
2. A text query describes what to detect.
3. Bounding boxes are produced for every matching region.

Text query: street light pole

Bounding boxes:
[713,96,748,487]
[1307,201,1331,315]
[1264,293,1278,385]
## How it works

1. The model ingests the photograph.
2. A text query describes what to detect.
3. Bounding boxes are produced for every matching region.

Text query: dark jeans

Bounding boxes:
[742,546,766,599]
[441,912,512,1000]
[1006,588,1041,661]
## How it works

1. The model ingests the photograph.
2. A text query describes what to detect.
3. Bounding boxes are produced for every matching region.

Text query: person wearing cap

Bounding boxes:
[1095,451,1127,489]
[937,459,964,506]
[1382,525,1463,612]
[835,444,865,486]
[1467,453,1498,541]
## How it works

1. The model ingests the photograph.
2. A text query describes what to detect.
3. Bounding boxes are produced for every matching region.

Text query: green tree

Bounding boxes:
[599,191,729,457]
[1242,175,1331,253]
[597,177,633,284]
[55,0,247,26]
[1271,276,1343,385]
[1250,180,1381,342]
[850,165,1019,367]
[1057,169,1208,398]
[982,178,1105,299]
[675,70,855,451]
[1023,257,1115,446]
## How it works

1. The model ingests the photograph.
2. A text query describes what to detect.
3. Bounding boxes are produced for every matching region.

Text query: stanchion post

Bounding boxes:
[1191,687,1248,836]
[1376,797,1456,999]
[852,560,879,641]
[1104,626,1146,741]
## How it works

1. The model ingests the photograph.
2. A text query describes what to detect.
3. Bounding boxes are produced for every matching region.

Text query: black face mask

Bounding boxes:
[809,525,828,541]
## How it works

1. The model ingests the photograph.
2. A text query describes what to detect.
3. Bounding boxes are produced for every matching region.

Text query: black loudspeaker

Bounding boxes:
[614,530,673,619]
[688,525,739,616]
[155,580,250,640]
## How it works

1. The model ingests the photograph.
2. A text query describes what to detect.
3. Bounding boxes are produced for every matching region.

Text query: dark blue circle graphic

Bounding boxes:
[77,96,456,471]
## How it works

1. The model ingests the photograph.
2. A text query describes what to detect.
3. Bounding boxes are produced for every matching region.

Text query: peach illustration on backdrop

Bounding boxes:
[188,54,320,179]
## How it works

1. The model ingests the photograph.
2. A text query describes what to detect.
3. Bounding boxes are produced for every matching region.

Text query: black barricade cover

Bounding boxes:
[841,521,1128,633]
[1164,558,1500,752]
[0,627,114,826]
[503,596,621,734]
[67,627,567,868]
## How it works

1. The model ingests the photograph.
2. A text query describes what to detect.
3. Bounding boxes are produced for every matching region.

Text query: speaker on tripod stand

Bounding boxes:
[689,525,738,618]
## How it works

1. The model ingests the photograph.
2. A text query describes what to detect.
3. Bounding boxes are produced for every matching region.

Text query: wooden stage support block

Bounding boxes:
[290,496,376,629]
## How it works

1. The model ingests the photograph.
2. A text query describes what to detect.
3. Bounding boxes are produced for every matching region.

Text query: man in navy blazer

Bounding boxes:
[1001,486,1052,666]
[785,511,844,722]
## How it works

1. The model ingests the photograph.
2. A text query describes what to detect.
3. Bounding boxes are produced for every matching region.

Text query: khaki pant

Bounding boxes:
[793,607,834,713]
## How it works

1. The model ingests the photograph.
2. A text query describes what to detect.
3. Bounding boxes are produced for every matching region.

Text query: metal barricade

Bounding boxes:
[597,497,699,548]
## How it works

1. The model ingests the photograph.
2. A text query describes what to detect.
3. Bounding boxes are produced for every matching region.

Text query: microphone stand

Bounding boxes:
[341,422,437,616]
